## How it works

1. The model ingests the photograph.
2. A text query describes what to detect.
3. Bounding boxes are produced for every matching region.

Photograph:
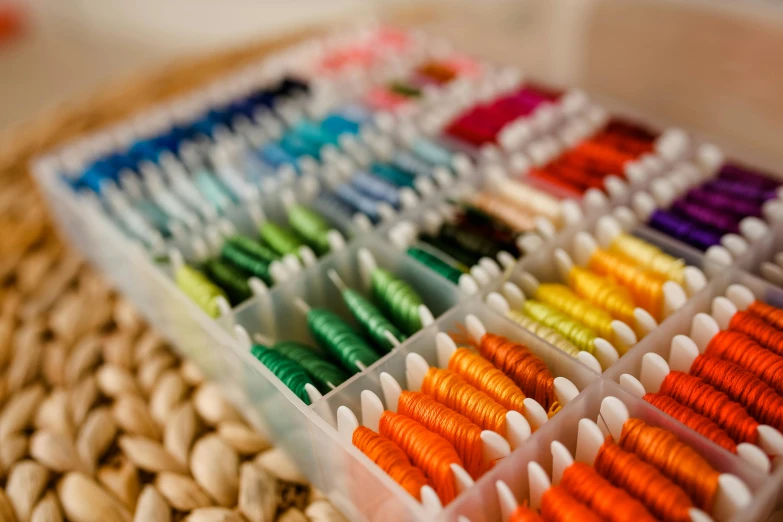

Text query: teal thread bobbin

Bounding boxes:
[274,341,350,393]
[406,247,463,284]
[251,345,313,404]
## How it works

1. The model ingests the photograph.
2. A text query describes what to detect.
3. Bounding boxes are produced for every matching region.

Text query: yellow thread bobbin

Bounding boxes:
[587,249,666,321]
[505,310,581,357]
[567,266,637,326]
[521,300,597,354]
[535,283,617,342]
[609,233,686,285]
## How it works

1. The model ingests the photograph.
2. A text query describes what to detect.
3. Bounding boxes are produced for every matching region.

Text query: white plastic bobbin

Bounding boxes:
[603,176,628,202]
[762,200,783,223]
[631,192,657,223]
[583,188,610,214]
[710,296,738,331]
[613,206,639,231]
[527,461,551,512]
[495,480,519,522]
[550,440,574,486]
[704,246,734,272]
[561,200,584,228]
[688,312,720,351]
[696,143,725,175]
[760,262,783,286]
[725,284,756,311]
[624,161,648,187]
[739,217,769,244]
[517,233,544,256]
[650,178,677,208]
[601,396,754,522]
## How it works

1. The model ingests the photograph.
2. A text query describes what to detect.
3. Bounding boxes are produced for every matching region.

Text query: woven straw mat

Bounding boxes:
[0,28,351,522]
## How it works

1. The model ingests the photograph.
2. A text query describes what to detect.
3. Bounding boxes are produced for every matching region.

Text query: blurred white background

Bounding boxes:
[0,0,382,129]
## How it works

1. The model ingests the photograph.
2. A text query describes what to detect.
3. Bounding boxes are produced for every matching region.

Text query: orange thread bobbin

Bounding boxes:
[595,438,694,522]
[509,505,544,522]
[658,371,760,444]
[420,367,508,435]
[643,393,737,452]
[729,311,783,357]
[466,332,556,411]
[397,391,484,479]
[747,300,783,331]
[379,410,463,504]
[618,418,720,512]
[539,486,603,522]
[705,331,783,396]
[352,426,430,500]
[586,249,667,320]
[559,462,658,522]
[688,355,783,432]
[448,348,527,413]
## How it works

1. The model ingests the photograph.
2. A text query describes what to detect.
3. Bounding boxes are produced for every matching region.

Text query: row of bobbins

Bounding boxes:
[379,127,696,300]
[61,40,492,317]
[481,213,708,371]
[327,313,583,515]
[628,144,783,266]
[227,247,440,405]
[619,283,783,475]
[494,395,752,522]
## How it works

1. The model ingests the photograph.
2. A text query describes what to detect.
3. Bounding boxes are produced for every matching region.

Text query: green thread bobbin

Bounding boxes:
[341,288,406,353]
[288,204,332,255]
[260,222,302,256]
[307,308,381,373]
[251,345,313,404]
[406,247,463,284]
[224,235,280,263]
[203,259,252,305]
[175,264,227,318]
[274,341,350,393]
[221,242,273,285]
[371,268,424,335]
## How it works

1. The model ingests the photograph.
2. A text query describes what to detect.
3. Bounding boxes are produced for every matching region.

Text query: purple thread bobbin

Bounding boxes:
[648,209,723,251]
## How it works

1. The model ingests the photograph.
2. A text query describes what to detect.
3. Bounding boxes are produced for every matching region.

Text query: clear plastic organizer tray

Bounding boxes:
[34,144,783,522]
[31,26,783,522]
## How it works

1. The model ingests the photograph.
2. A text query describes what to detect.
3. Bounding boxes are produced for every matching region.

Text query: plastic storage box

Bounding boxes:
[33,2,783,520]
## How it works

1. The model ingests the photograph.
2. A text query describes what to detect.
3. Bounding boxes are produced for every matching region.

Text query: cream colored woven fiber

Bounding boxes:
[0,27,354,522]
